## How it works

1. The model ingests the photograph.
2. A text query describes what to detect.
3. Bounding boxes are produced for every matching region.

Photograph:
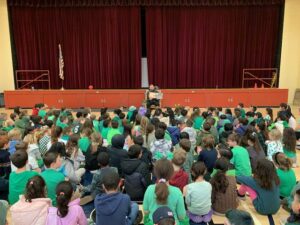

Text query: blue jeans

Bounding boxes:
[126,202,139,225]
[82,200,95,218]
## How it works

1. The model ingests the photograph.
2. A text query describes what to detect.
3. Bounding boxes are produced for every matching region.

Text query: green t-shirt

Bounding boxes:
[277,168,296,198]
[107,128,121,145]
[41,169,65,206]
[112,116,122,128]
[93,120,100,133]
[99,120,104,132]
[230,146,252,176]
[247,117,255,125]
[8,170,38,204]
[38,110,47,119]
[61,135,69,142]
[143,184,186,224]
[101,127,110,139]
[240,108,246,118]
[47,115,55,121]
[56,120,68,129]
[284,147,296,159]
[193,116,204,130]
[1,126,14,132]
[78,136,91,153]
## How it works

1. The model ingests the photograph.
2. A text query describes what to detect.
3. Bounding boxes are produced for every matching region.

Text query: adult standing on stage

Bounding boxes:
[146,84,160,108]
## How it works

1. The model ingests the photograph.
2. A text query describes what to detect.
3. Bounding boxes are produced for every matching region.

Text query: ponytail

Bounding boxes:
[25,175,46,202]
[154,159,174,205]
[273,152,292,171]
[56,181,73,218]
[155,179,169,204]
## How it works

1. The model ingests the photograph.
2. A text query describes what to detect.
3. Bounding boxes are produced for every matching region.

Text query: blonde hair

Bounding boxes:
[269,129,282,141]
[8,128,22,140]
[23,133,37,145]
[91,132,102,153]
[140,116,149,136]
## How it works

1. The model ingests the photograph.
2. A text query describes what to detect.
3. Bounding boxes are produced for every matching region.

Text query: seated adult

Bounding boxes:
[146,84,161,108]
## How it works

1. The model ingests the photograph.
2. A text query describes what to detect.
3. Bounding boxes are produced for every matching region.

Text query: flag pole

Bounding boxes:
[58,43,64,90]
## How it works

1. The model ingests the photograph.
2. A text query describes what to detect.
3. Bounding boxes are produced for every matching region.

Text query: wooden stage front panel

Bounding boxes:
[4,88,288,109]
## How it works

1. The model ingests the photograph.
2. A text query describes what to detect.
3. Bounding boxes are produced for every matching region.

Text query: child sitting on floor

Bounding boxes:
[143,159,187,225]
[273,152,296,198]
[9,150,39,205]
[41,151,65,206]
[46,181,87,225]
[237,158,280,215]
[169,149,188,192]
[150,129,173,161]
[183,162,212,225]
[210,158,238,215]
[227,133,252,176]
[197,135,218,178]
[283,128,297,167]
[11,175,51,225]
[267,128,283,161]
[94,169,140,225]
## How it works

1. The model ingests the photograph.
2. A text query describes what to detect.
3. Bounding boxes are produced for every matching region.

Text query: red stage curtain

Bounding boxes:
[8,0,284,7]
[10,6,141,89]
[146,6,282,88]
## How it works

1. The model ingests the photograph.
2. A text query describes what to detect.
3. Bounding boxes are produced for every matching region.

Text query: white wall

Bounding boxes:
[0,0,14,93]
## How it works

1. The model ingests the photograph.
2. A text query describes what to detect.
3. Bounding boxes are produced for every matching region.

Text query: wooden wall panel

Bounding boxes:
[3,89,288,109]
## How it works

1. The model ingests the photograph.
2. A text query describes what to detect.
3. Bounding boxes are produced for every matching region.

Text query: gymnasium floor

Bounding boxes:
[1,106,299,225]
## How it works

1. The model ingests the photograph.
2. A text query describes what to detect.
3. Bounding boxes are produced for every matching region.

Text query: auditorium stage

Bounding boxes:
[4,88,288,109]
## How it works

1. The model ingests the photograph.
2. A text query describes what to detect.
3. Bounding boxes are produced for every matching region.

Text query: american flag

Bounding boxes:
[58,44,64,80]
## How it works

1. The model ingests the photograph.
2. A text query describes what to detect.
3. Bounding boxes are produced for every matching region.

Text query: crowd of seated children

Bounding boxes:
[0,102,299,225]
